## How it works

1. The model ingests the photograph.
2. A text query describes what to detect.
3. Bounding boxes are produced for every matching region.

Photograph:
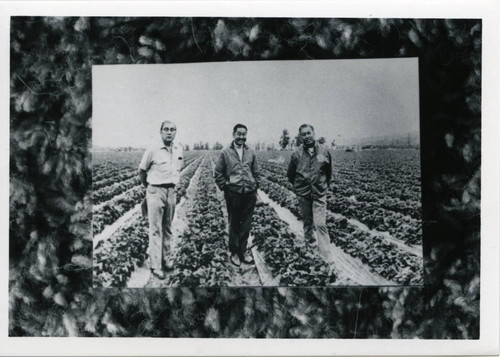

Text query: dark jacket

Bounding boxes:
[287,142,333,198]
[214,142,260,194]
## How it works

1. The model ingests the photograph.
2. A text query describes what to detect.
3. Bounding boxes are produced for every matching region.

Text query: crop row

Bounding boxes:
[92,155,203,236]
[93,217,149,287]
[325,215,422,285]
[258,150,421,209]
[325,197,422,245]
[260,163,294,190]
[93,151,144,182]
[166,157,232,287]
[93,168,138,191]
[93,164,136,183]
[92,154,207,287]
[92,185,145,236]
[257,176,422,284]
[93,175,141,205]
[334,206,422,283]
[173,155,204,199]
[337,178,420,204]
[251,200,337,286]
[93,155,204,207]
[261,161,420,220]
[337,167,420,189]
[330,183,421,220]
[332,150,421,185]
[258,174,301,218]
[93,152,201,190]
[259,163,421,245]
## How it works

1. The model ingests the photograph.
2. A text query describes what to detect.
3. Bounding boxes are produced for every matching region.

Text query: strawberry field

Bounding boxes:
[92,148,423,288]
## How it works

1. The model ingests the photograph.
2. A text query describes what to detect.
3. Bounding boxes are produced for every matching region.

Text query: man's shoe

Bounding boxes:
[164,260,174,271]
[230,253,241,267]
[142,253,151,268]
[241,252,254,264]
[308,240,318,249]
[151,269,166,280]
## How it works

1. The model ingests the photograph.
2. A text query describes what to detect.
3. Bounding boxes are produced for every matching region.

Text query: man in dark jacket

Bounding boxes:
[287,124,333,250]
[214,124,260,267]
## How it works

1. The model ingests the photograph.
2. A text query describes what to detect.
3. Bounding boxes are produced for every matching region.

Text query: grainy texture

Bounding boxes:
[9,17,480,338]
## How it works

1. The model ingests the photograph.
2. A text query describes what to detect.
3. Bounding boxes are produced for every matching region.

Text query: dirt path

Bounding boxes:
[258,190,395,286]
[93,202,141,249]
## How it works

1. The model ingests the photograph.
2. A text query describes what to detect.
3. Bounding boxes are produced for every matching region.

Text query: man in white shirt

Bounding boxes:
[139,120,183,279]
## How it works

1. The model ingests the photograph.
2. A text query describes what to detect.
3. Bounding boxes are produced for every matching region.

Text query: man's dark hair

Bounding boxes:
[299,124,314,133]
[233,123,248,133]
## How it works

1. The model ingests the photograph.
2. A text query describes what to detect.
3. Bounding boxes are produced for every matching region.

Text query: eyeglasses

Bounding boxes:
[162,127,177,132]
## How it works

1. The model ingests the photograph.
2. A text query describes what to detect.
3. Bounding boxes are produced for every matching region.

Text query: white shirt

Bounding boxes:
[139,144,183,185]
[235,145,243,161]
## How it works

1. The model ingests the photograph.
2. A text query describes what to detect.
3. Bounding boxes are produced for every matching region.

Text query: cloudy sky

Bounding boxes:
[92,58,419,148]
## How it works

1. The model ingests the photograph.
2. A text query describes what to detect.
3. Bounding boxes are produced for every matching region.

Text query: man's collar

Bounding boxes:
[161,143,178,150]
[302,141,318,152]
[231,141,248,150]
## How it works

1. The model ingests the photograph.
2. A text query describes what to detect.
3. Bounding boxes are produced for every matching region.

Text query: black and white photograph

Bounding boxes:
[92,59,423,288]
[3,1,499,356]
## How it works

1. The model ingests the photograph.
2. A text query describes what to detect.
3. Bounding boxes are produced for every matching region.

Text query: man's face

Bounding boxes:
[299,126,315,146]
[161,122,177,145]
[233,127,247,146]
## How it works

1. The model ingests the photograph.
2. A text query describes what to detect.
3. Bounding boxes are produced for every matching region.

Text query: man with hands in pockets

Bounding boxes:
[214,123,260,267]
[287,124,333,252]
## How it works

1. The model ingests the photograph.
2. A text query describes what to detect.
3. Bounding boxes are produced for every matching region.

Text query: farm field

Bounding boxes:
[92,148,423,288]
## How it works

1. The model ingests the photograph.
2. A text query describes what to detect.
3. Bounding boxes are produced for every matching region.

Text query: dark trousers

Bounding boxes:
[224,190,257,258]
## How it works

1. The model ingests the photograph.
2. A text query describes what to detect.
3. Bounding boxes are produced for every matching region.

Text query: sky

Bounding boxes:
[92,58,419,149]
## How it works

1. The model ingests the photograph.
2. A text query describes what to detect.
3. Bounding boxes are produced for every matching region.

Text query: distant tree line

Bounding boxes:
[184,131,418,152]
[185,142,224,151]
[114,146,143,152]
[279,128,330,150]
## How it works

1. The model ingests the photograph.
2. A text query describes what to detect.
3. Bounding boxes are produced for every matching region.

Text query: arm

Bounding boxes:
[326,149,333,187]
[139,169,148,188]
[287,153,297,185]
[138,150,152,188]
[251,151,260,188]
[213,151,227,191]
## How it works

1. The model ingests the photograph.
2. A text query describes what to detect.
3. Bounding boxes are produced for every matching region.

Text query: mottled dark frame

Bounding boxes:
[9,17,481,338]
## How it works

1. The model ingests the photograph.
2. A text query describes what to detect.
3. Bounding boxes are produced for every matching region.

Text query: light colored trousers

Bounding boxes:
[297,195,329,249]
[146,185,176,271]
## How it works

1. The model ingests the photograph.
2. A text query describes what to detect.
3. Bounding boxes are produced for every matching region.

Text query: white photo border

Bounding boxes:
[1,1,498,356]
